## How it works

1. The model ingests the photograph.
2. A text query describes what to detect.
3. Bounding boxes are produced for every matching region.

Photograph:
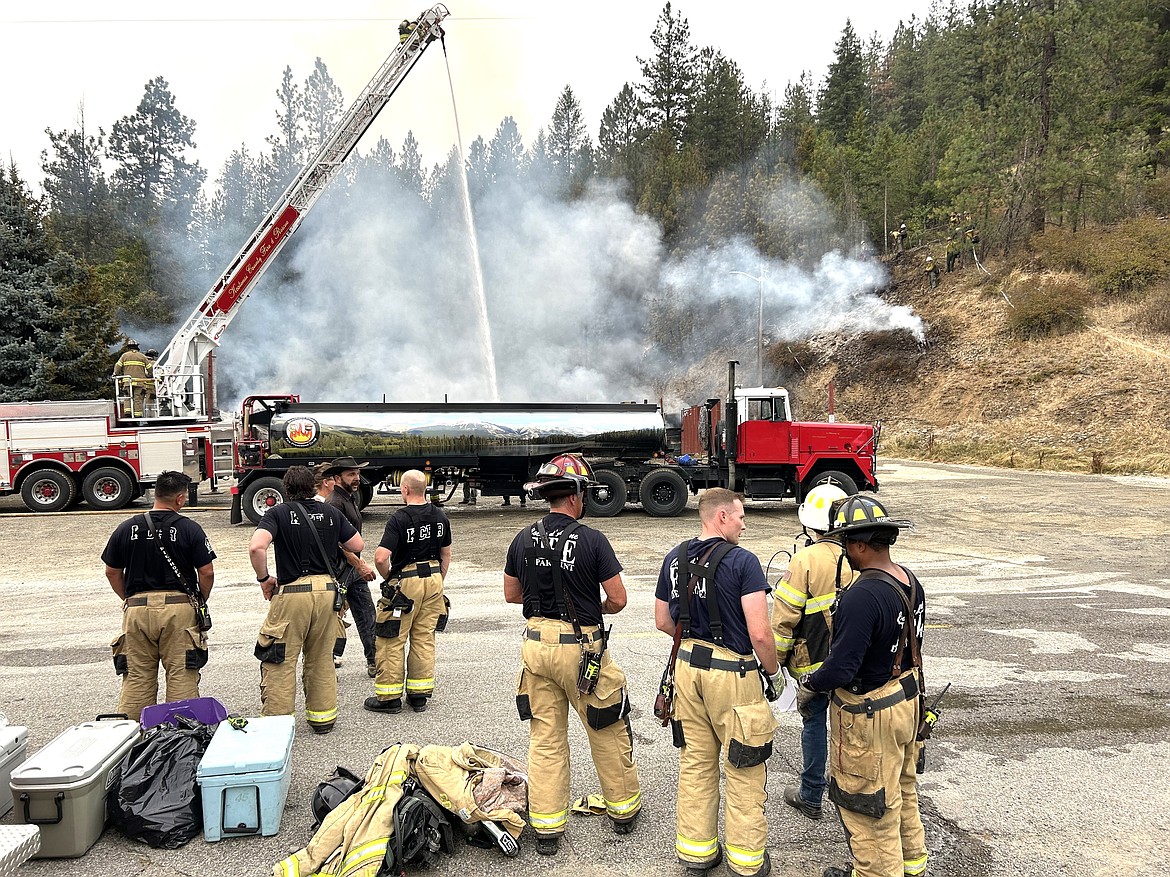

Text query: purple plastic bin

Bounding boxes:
[140,697,228,729]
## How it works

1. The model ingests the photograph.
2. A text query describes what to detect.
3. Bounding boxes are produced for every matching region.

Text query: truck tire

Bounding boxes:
[242,476,286,524]
[20,469,77,513]
[639,468,689,518]
[586,470,627,518]
[81,467,134,511]
[358,481,374,510]
[804,469,858,498]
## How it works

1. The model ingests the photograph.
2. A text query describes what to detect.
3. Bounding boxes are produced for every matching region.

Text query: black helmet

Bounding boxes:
[146,348,159,357]
[311,766,363,828]
[827,495,912,545]
[126,339,140,350]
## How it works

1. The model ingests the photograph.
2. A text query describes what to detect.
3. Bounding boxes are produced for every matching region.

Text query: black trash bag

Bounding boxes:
[108,717,216,849]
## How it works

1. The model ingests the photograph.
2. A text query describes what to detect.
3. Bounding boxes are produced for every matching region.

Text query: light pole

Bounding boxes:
[729,269,766,385]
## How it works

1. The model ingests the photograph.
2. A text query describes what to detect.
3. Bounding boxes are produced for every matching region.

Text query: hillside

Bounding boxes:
[768,248,1170,477]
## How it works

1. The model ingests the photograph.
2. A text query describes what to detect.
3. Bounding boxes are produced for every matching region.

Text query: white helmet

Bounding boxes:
[798,483,849,532]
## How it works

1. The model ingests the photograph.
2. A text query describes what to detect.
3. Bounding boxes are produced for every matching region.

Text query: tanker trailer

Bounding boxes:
[231,396,667,523]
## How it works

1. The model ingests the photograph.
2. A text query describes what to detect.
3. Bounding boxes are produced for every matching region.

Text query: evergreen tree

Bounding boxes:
[487,116,525,186]
[638,2,699,146]
[548,85,589,180]
[466,135,490,197]
[40,106,121,264]
[687,48,769,176]
[598,83,647,177]
[0,163,118,400]
[266,65,303,195]
[107,76,205,228]
[302,57,345,155]
[818,20,867,141]
[398,131,425,196]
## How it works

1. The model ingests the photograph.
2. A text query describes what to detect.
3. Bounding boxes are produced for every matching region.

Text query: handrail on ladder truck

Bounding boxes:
[151,5,451,421]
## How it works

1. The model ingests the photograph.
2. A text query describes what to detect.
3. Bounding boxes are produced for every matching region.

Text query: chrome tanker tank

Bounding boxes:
[264,402,667,460]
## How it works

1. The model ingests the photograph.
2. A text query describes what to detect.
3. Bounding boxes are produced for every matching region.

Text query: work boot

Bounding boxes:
[783,785,823,820]
[678,845,722,873]
[309,722,335,736]
[535,835,560,856]
[367,662,378,678]
[502,496,511,506]
[612,807,640,834]
[822,865,853,877]
[364,696,402,714]
[408,696,428,713]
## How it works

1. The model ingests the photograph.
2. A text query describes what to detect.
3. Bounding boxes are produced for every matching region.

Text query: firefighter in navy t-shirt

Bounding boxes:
[654,487,780,877]
[503,454,642,856]
[365,469,452,714]
[795,495,928,877]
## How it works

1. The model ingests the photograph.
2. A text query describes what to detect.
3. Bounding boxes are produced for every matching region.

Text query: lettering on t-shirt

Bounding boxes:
[668,554,711,599]
[532,527,579,572]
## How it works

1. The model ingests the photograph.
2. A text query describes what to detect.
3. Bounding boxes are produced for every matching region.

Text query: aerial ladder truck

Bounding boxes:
[0,6,450,513]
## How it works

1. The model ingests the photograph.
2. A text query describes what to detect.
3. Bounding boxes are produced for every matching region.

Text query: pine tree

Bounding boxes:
[548,85,589,184]
[638,2,699,147]
[302,57,345,155]
[818,20,867,141]
[266,65,303,195]
[487,116,525,186]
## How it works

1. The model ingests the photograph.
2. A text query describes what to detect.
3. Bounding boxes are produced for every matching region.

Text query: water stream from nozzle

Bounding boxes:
[443,47,499,401]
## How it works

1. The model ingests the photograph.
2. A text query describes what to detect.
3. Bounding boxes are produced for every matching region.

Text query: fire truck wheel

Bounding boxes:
[804,469,858,499]
[20,468,78,513]
[242,476,287,524]
[81,467,134,511]
[585,470,627,518]
[639,468,689,518]
[358,480,374,510]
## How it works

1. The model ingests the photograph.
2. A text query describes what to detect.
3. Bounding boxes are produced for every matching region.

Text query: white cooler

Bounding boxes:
[0,726,29,818]
[9,717,140,858]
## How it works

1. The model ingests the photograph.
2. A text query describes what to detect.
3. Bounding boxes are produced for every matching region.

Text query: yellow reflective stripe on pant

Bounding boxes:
[529,808,568,831]
[904,853,928,875]
[374,681,404,697]
[676,834,719,858]
[606,790,641,817]
[406,676,434,693]
[726,843,766,870]
[306,706,337,724]
[276,856,298,877]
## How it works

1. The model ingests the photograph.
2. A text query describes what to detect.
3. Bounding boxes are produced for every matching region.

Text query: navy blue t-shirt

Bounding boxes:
[808,566,926,695]
[654,537,769,656]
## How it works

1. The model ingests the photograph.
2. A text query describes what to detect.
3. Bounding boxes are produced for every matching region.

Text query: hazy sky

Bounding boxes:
[2,0,937,190]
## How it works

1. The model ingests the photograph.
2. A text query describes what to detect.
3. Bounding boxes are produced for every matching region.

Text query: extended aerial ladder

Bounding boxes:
[148,4,450,421]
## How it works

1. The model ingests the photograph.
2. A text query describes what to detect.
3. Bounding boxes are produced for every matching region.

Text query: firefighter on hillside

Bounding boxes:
[366,468,452,714]
[945,234,961,273]
[250,465,363,734]
[655,487,780,877]
[924,256,940,290]
[891,223,908,253]
[795,495,928,877]
[503,453,642,855]
[113,340,151,417]
[772,483,852,823]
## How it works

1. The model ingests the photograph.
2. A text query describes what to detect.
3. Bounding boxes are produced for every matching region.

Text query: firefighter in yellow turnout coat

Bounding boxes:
[796,496,928,877]
[655,488,781,877]
[250,466,363,734]
[503,454,642,856]
[772,484,853,820]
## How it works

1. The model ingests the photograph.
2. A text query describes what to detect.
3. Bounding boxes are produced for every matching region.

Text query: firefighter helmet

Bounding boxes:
[125,339,140,350]
[827,494,912,544]
[798,483,848,532]
[524,453,597,498]
[311,766,363,828]
[146,348,159,358]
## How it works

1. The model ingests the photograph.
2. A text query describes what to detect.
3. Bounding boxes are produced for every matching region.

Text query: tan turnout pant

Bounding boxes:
[373,566,444,702]
[672,639,777,876]
[515,617,641,837]
[255,575,345,731]
[830,669,928,877]
[111,590,207,721]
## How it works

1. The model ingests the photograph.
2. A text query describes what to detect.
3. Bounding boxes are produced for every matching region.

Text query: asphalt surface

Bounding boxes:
[1,460,1167,876]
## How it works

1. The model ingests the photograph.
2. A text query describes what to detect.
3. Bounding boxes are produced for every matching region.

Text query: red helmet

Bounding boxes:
[524,453,597,498]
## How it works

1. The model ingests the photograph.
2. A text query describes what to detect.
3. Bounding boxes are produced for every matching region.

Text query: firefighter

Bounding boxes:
[503,453,642,855]
[112,339,151,417]
[325,456,378,677]
[655,487,779,877]
[772,483,851,822]
[795,495,927,877]
[143,348,159,416]
[102,470,215,721]
[366,468,452,714]
[250,465,362,734]
[399,18,415,44]
[923,256,939,290]
[945,234,961,273]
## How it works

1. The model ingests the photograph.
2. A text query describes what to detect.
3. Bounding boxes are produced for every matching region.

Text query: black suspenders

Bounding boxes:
[675,539,735,647]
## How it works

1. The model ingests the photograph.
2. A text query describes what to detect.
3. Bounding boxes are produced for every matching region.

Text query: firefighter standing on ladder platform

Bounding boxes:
[503,453,642,856]
[655,487,780,877]
[112,339,151,417]
[795,495,928,877]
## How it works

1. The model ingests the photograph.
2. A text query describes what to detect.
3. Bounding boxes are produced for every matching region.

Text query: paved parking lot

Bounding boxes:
[1,460,1167,876]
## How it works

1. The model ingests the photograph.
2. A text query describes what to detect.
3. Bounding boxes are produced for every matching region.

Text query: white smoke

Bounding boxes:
[212,166,923,412]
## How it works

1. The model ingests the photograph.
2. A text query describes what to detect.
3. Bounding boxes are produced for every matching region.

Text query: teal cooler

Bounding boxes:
[196,716,295,841]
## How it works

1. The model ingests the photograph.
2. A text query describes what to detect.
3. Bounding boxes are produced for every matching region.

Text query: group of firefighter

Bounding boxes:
[102,453,931,877]
[111,339,159,418]
[889,213,982,290]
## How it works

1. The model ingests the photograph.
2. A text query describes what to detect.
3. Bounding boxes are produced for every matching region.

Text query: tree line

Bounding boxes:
[3,0,1169,400]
